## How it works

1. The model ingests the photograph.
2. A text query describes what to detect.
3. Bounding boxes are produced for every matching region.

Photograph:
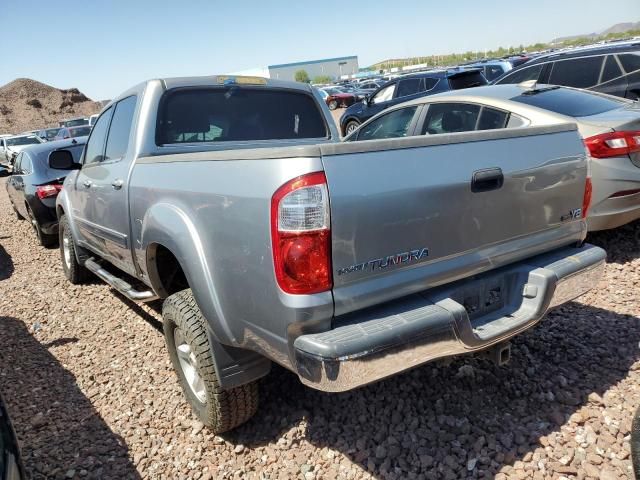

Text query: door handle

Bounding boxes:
[82,180,92,188]
[471,168,504,193]
[111,179,124,190]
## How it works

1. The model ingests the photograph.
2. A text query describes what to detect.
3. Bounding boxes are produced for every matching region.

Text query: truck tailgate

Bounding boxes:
[320,124,588,316]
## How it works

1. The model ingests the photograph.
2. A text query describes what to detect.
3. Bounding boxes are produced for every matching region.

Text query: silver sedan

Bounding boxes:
[345,83,640,231]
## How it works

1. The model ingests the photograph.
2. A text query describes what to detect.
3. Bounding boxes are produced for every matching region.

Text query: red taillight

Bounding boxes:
[271,172,332,294]
[582,177,592,218]
[36,184,62,199]
[584,130,640,159]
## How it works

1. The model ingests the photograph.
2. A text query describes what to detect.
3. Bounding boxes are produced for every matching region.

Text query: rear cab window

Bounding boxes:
[157,88,328,144]
[511,87,625,117]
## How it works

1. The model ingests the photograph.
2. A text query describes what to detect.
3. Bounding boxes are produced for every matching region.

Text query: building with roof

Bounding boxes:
[268,56,358,81]
[230,56,359,82]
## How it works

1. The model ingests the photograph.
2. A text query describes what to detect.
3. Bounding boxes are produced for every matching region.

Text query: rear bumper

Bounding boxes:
[293,244,605,392]
[587,191,640,231]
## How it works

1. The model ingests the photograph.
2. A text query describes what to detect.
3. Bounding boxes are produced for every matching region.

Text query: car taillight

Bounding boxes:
[584,130,640,158]
[36,184,63,199]
[582,177,592,218]
[271,172,332,294]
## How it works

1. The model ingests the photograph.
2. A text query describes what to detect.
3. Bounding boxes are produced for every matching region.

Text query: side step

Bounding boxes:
[84,258,158,302]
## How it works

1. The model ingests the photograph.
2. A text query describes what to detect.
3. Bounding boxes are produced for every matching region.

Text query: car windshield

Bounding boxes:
[70,126,92,137]
[511,87,625,117]
[6,136,40,146]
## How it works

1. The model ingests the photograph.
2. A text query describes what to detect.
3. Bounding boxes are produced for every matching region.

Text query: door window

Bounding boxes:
[484,65,506,81]
[20,153,32,174]
[548,56,604,89]
[396,78,422,98]
[618,53,640,73]
[496,64,544,84]
[105,96,137,161]
[422,103,481,134]
[601,55,623,83]
[477,108,509,130]
[13,153,22,172]
[356,106,419,140]
[370,83,396,104]
[84,107,113,164]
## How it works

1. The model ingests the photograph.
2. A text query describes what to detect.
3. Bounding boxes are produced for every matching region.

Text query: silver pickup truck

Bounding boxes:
[53,75,605,433]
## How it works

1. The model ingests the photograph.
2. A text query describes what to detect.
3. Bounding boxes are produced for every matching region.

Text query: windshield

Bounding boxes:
[511,87,625,117]
[6,136,40,147]
[69,126,92,137]
[448,71,488,90]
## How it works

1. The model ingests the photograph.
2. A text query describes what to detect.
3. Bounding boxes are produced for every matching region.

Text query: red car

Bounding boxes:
[319,87,357,110]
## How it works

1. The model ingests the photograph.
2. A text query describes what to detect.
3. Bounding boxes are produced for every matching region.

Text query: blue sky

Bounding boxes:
[3,0,638,100]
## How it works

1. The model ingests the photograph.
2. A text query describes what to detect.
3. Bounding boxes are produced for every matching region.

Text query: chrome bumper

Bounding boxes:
[293,244,606,392]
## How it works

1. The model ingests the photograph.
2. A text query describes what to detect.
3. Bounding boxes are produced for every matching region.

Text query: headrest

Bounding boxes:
[442,111,463,132]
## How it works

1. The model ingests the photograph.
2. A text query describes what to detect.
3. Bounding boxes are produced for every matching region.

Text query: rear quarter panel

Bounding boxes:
[129,153,334,367]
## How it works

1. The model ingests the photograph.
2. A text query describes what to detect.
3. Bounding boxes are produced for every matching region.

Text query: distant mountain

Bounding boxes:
[552,21,640,43]
[0,78,102,134]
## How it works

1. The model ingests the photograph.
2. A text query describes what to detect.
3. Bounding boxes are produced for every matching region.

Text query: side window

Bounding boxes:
[21,154,33,174]
[371,83,396,104]
[356,106,419,141]
[105,96,137,161]
[496,64,544,84]
[601,55,623,83]
[396,78,422,98]
[548,56,604,89]
[477,107,509,130]
[485,65,506,81]
[13,153,22,171]
[423,78,439,91]
[422,103,481,135]
[84,107,113,164]
[618,53,640,74]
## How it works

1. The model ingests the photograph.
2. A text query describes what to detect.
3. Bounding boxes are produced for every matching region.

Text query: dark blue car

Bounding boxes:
[339,69,487,136]
[6,138,86,247]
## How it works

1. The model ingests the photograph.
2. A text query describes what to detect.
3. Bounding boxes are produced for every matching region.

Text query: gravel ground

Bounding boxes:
[0,180,638,480]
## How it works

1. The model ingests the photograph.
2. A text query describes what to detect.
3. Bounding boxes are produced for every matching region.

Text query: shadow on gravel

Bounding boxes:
[0,316,141,480]
[0,242,14,280]
[587,219,640,264]
[230,302,639,479]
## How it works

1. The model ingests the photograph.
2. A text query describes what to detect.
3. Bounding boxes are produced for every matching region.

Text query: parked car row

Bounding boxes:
[2,73,615,437]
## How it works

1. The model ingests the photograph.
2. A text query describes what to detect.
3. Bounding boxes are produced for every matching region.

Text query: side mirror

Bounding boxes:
[49,150,80,170]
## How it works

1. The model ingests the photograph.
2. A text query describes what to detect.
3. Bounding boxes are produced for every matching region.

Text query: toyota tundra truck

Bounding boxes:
[52,75,605,433]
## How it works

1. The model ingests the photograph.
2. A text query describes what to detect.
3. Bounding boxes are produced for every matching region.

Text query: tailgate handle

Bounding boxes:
[471,168,504,193]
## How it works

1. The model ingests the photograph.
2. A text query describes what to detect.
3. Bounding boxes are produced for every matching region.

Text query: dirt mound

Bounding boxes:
[0,78,103,134]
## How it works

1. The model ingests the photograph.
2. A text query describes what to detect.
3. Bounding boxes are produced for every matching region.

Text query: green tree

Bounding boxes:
[294,70,310,83]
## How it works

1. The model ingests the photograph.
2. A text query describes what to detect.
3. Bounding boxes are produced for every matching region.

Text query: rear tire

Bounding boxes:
[345,120,360,136]
[163,289,259,433]
[59,214,90,284]
[328,100,338,110]
[28,205,56,248]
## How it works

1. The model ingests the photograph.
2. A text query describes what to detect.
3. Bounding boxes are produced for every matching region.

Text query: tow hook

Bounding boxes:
[482,341,511,366]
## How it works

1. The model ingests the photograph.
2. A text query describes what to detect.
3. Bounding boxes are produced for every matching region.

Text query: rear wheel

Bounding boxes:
[345,120,360,136]
[328,100,338,110]
[163,289,259,433]
[59,214,90,284]
[28,205,56,247]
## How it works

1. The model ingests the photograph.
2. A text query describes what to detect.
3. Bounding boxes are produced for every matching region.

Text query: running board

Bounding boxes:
[84,258,158,302]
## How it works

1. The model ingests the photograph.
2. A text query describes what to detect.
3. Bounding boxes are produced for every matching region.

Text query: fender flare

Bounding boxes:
[140,202,235,346]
